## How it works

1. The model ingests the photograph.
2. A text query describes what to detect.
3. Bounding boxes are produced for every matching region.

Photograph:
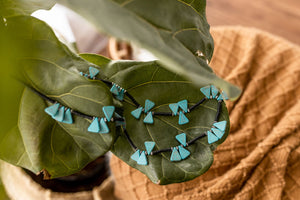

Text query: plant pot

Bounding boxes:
[0,156,116,200]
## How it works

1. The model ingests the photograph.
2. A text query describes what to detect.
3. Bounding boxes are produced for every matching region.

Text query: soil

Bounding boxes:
[24,155,109,193]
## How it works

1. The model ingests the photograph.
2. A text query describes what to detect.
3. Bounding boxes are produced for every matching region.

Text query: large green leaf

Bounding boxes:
[58,0,241,99]
[0,0,55,17]
[17,88,114,177]
[0,16,115,177]
[103,60,230,184]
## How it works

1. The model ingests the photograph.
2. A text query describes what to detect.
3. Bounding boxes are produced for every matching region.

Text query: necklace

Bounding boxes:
[36,66,229,166]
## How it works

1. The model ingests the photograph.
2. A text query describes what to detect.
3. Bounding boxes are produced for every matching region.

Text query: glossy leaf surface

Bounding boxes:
[0,0,55,17]
[104,60,230,184]
[0,16,115,178]
[59,0,241,99]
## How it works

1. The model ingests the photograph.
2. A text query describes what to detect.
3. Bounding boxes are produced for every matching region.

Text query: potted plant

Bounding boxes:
[0,0,241,199]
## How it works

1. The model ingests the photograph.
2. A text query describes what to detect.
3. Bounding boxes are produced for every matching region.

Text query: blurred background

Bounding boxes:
[31,0,300,55]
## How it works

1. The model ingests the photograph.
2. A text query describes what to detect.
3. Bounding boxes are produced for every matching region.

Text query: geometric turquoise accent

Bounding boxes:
[178,111,189,125]
[53,106,65,122]
[175,133,187,147]
[144,99,155,113]
[143,112,154,124]
[221,91,229,100]
[144,141,155,155]
[116,88,125,101]
[213,120,227,132]
[211,127,224,139]
[102,106,115,122]
[131,150,140,162]
[178,100,188,113]
[44,103,60,117]
[169,103,179,116]
[170,147,181,161]
[62,108,73,124]
[131,107,143,119]
[110,84,119,95]
[88,117,100,133]
[178,145,190,160]
[217,91,229,101]
[200,86,211,99]
[210,85,219,98]
[89,66,99,78]
[207,130,219,144]
[217,94,224,101]
[99,118,109,134]
[137,151,148,165]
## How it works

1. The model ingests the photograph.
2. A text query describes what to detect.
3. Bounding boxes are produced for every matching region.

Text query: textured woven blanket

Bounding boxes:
[110,27,300,200]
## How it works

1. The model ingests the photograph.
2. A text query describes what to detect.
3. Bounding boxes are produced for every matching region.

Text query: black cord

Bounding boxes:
[29,75,225,156]
[71,110,93,120]
[123,129,137,150]
[189,97,206,111]
[125,92,140,107]
[214,101,222,122]
[152,148,172,155]
[28,87,56,104]
[153,112,173,116]
[187,132,207,146]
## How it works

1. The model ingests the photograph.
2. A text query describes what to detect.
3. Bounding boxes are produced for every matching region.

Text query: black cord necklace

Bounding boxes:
[32,66,229,166]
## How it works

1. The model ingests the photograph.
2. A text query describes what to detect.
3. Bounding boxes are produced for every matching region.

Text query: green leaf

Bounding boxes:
[17,88,114,177]
[0,16,115,177]
[80,53,111,68]
[0,17,24,137]
[58,0,241,99]
[105,60,230,184]
[0,0,55,17]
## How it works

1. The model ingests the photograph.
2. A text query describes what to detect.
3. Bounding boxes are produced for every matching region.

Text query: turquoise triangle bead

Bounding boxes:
[221,91,229,100]
[99,118,109,134]
[178,100,188,113]
[144,99,155,113]
[143,112,154,124]
[211,128,224,139]
[89,67,99,78]
[175,133,187,146]
[62,108,73,124]
[116,89,125,101]
[213,121,227,132]
[169,103,179,115]
[53,106,65,122]
[131,150,140,162]
[88,117,100,133]
[102,106,115,122]
[178,146,190,160]
[179,111,189,125]
[170,148,181,161]
[131,107,143,119]
[144,141,155,155]
[45,103,60,117]
[200,86,211,98]
[207,130,218,144]
[110,84,119,95]
[210,85,219,98]
[217,94,224,101]
[137,151,148,165]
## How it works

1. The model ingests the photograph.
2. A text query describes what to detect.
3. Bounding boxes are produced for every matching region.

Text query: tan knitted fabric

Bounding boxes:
[109,27,300,200]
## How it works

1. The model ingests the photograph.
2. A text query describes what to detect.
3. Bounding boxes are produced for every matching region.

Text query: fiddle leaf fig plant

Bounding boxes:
[0,0,240,184]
